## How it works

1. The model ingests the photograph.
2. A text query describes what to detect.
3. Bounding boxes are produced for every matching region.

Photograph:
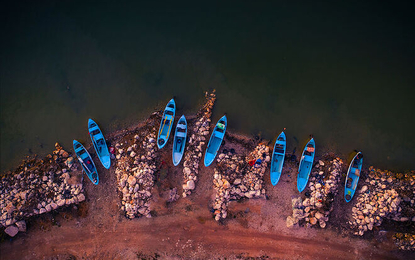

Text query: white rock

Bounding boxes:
[233,178,242,185]
[286,216,296,228]
[57,199,65,207]
[184,167,191,175]
[77,193,86,202]
[187,180,195,190]
[315,212,324,220]
[5,225,19,237]
[127,176,137,186]
[39,208,46,214]
[50,202,58,210]
[319,160,324,166]
[265,156,270,162]
[319,219,326,228]
[15,220,26,232]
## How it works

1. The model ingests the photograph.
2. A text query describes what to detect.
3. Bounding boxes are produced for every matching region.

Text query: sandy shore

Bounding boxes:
[1,92,414,259]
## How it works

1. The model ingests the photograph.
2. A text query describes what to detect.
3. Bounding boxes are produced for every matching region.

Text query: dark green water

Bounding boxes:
[1,1,415,172]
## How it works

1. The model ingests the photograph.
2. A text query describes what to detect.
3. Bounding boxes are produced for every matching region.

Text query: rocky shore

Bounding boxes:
[114,128,158,219]
[286,158,343,228]
[348,167,415,236]
[213,144,269,221]
[182,91,216,197]
[0,143,84,237]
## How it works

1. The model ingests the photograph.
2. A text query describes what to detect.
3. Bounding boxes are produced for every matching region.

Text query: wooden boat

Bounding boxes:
[297,138,315,192]
[88,119,111,169]
[204,115,227,167]
[73,140,99,185]
[344,152,363,202]
[157,99,176,149]
[172,115,187,166]
[270,131,286,186]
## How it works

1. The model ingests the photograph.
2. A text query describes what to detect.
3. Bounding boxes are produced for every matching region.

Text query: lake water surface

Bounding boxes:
[1,1,414,172]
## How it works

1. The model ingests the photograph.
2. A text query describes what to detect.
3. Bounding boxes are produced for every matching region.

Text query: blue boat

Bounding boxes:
[270,131,286,186]
[73,140,99,185]
[344,152,363,202]
[157,99,176,149]
[297,138,315,192]
[204,115,227,167]
[88,119,111,169]
[172,115,187,166]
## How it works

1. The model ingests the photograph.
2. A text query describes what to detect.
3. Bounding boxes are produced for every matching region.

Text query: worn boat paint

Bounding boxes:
[157,99,176,149]
[297,138,315,192]
[88,119,111,169]
[204,115,227,167]
[344,151,363,202]
[73,140,99,185]
[172,115,187,166]
[270,131,286,186]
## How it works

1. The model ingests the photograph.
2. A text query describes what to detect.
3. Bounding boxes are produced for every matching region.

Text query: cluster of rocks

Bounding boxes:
[393,233,415,251]
[212,144,269,221]
[115,130,157,219]
[1,143,85,237]
[286,158,343,228]
[182,91,216,197]
[349,167,414,236]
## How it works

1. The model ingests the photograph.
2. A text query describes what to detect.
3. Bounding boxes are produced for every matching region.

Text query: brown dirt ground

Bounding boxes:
[1,132,414,260]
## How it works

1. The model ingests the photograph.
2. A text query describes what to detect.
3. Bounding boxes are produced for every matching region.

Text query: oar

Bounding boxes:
[78,157,93,175]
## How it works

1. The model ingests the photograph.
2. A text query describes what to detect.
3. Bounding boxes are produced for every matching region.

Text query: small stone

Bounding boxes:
[286,216,296,228]
[127,176,137,186]
[187,180,195,190]
[233,178,242,185]
[77,193,86,202]
[50,202,58,210]
[5,225,19,237]
[310,217,317,225]
[39,208,46,214]
[15,220,26,232]
[319,219,326,228]
[361,186,368,193]
[315,212,324,220]
[183,167,191,175]
[319,160,324,166]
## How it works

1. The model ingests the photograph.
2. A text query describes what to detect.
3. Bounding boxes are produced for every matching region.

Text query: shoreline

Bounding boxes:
[1,91,414,258]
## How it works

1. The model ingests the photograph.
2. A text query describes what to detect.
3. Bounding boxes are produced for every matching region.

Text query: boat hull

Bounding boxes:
[157,99,176,149]
[204,115,227,167]
[88,119,111,169]
[73,140,99,185]
[172,115,187,166]
[270,131,286,186]
[297,138,315,192]
[344,152,363,202]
